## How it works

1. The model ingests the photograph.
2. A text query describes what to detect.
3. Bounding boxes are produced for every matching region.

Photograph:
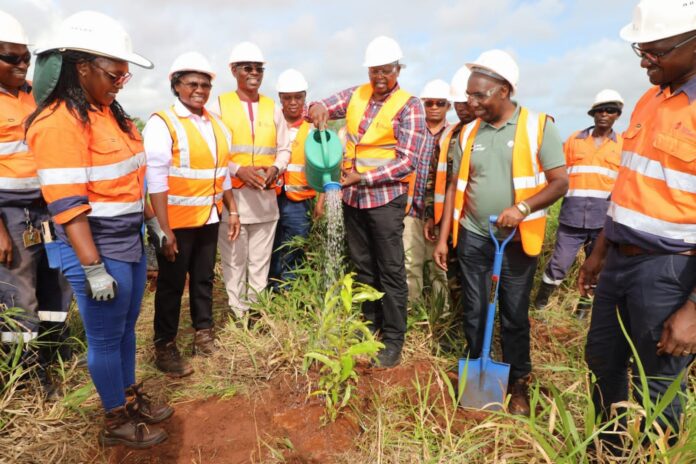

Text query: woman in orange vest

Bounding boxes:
[145,52,239,377]
[26,12,171,449]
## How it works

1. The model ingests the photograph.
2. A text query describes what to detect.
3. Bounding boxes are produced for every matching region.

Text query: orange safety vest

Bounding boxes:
[433,122,463,225]
[452,107,549,256]
[609,85,696,245]
[218,91,277,189]
[154,106,231,229]
[0,85,39,192]
[344,83,414,211]
[30,103,145,225]
[564,129,622,199]
[283,120,316,201]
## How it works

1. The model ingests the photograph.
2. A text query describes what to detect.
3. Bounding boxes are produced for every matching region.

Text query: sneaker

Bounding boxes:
[154,341,194,377]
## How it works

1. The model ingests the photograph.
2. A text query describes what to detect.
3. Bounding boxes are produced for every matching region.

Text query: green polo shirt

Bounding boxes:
[452,104,565,237]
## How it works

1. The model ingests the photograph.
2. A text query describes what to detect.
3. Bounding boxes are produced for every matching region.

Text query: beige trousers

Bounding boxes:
[403,215,449,305]
[218,220,277,316]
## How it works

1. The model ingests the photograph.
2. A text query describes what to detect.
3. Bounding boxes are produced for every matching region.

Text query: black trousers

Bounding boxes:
[154,222,219,344]
[456,227,538,380]
[586,248,696,434]
[343,195,408,349]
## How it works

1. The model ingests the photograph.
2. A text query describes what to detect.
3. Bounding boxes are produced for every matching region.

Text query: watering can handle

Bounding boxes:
[319,130,330,169]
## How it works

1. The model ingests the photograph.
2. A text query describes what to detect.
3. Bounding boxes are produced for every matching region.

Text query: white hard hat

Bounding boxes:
[168,52,215,81]
[36,11,152,68]
[228,41,265,64]
[419,79,450,100]
[620,0,696,43]
[276,68,308,93]
[363,36,403,67]
[589,89,624,114]
[0,10,30,45]
[466,49,519,95]
[450,66,471,103]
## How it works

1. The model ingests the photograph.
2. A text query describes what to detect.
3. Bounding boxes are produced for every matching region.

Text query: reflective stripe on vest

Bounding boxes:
[218,92,277,189]
[608,85,696,245]
[434,123,462,224]
[452,107,548,256]
[0,88,39,191]
[38,310,68,323]
[284,121,316,201]
[155,106,230,229]
[564,130,622,200]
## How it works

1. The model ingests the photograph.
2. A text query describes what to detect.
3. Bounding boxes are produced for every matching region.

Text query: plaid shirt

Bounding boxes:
[315,84,426,209]
[409,123,446,219]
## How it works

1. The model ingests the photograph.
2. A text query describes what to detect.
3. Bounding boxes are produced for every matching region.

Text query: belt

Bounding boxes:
[615,243,696,257]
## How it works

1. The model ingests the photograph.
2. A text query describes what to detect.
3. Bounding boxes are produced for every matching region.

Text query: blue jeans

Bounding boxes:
[269,193,311,287]
[53,241,145,411]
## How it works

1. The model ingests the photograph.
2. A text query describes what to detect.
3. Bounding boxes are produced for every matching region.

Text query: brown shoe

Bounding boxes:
[125,382,174,424]
[507,375,531,416]
[193,328,216,356]
[154,341,194,377]
[99,400,168,449]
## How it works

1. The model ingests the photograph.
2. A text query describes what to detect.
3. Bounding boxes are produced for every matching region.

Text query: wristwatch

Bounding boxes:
[515,201,531,217]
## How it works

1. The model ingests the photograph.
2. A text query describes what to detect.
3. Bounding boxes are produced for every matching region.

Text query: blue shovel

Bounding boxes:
[458,215,515,410]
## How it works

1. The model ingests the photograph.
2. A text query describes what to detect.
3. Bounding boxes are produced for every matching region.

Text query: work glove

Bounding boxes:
[145,217,167,253]
[83,263,118,301]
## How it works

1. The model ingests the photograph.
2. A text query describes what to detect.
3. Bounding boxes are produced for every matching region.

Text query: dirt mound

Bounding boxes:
[104,360,451,464]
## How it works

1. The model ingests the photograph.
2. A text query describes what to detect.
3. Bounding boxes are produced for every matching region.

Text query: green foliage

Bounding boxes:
[303,273,384,422]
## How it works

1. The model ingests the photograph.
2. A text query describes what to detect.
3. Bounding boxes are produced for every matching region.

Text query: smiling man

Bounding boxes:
[434,49,568,415]
[308,36,426,368]
[579,0,696,448]
[534,89,624,319]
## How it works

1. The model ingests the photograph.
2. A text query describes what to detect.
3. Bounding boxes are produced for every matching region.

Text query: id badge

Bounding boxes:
[22,226,42,248]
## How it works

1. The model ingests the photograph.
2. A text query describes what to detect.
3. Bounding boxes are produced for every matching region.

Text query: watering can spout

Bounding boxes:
[323,181,341,191]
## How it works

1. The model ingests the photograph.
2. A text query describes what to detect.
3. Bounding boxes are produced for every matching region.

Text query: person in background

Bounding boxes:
[268,69,323,291]
[145,52,239,377]
[0,10,73,399]
[26,11,171,448]
[535,89,623,319]
[580,0,696,449]
[309,36,426,368]
[434,50,568,415]
[214,42,290,321]
[402,79,449,305]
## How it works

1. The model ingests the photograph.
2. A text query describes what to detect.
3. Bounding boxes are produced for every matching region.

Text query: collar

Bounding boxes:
[427,121,447,136]
[480,103,520,129]
[174,98,209,120]
[370,83,401,102]
[576,126,618,143]
[0,81,31,97]
[657,74,696,103]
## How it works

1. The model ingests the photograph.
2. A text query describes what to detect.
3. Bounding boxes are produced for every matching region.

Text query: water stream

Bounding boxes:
[323,188,344,288]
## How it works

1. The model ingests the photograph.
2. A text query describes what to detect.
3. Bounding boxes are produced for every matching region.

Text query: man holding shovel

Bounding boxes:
[308,36,426,368]
[434,50,567,415]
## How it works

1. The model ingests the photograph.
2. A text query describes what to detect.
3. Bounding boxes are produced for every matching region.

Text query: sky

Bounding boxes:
[5,0,650,138]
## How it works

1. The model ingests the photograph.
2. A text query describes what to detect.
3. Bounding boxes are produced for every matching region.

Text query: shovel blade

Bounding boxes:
[458,357,510,410]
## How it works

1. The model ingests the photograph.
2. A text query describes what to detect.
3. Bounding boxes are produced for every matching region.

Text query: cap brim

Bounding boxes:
[620,22,696,43]
[34,46,153,69]
[168,69,215,81]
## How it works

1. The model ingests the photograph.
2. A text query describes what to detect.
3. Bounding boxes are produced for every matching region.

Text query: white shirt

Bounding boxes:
[144,99,231,224]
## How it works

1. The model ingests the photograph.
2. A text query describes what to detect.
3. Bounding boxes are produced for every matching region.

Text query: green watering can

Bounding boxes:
[304,129,343,192]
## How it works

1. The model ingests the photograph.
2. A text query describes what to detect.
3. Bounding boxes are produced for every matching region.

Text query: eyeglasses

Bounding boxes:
[423,100,448,108]
[90,61,132,86]
[631,34,696,64]
[368,65,398,77]
[466,86,499,102]
[180,81,212,91]
[0,52,31,65]
[591,107,620,115]
[235,64,265,73]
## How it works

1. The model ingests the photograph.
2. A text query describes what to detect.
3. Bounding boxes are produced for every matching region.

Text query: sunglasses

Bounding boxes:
[90,61,132,86]
[592,107,620,115]
[0,52,31,65]
[235,64,265,73]
[423,100,448,108]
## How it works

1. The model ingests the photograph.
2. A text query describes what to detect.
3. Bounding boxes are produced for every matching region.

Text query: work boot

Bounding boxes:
[533,282,556,310]
[574,298,592,320]
[154,341,193,377]
[125,382,174,424]
[507,375,531,416]
[192,328,216,356]
[373,344,401,368]
[99,400,168,449]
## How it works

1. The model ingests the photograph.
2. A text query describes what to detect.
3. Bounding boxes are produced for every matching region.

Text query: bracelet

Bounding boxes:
[689,293,696,304]
[515,201,531,217]
[229,211,239,216]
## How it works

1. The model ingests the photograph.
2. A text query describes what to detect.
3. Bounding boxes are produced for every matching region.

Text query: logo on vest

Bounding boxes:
[507,140,514,148]
[472,144,485,152]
